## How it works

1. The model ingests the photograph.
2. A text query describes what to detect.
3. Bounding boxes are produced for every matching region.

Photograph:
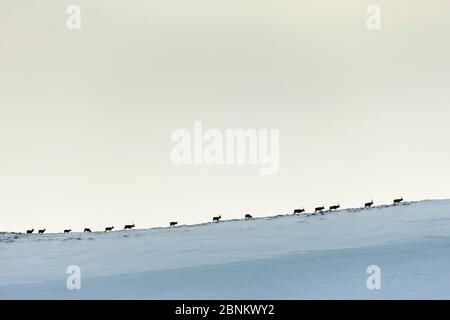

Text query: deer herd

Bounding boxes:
[25,198,405,235]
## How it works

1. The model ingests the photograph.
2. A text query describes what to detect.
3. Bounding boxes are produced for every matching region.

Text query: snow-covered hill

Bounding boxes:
[1,200,450,299]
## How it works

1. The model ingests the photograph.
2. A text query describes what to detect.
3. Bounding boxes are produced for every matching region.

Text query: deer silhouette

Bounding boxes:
[105,226,114,232]
[315,206,325,213]
[245,214,253,219]
[84,228,92,232]
[293,208,305,214]
[64,229,71,233]
[365,200,374,208]
[38,229,46,234]
[170,221,178,227]
[393,197,404,204]
[124,224,135,230]
[26,229,34,234]
[329,204,340,211]
[213,215,221,222]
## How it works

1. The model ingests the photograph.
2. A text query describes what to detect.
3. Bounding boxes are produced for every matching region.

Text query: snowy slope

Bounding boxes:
[1,200,450,299]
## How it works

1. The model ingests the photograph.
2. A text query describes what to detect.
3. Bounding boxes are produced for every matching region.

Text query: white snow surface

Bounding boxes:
[1,200,450,299]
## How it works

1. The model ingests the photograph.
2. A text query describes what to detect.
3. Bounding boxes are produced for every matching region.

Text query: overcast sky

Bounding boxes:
[1,0,449,232]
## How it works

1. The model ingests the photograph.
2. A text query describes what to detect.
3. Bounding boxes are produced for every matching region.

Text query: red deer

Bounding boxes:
[105,226,114,232]
[393,198,403,204]
[124,224,135,230]
[213,215,221,222]
[293,208,305,214]
[315,206,325,213]
[38,229,46,234]
[84,228,92,232]
[170,221,178,227]
[26,229,34,234]
[365,200,374,208]
[245,214,253,219]
[329,204,340,211]
[64,229,71,233]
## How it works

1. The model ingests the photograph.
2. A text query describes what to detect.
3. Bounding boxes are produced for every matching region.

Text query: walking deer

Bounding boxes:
[329,204,340,211]
[315,206,325,213]
[365,200,374,208]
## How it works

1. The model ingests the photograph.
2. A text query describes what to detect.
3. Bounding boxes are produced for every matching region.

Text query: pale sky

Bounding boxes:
[1,0,449,232]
